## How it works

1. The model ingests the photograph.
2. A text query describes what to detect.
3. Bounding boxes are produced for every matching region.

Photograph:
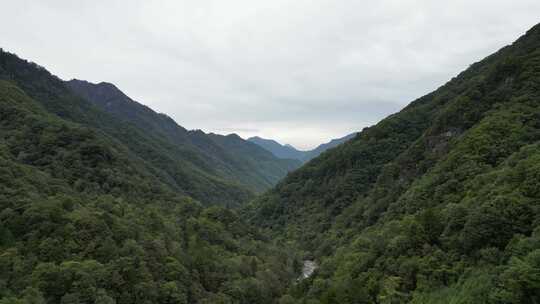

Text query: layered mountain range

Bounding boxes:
[0,53,301,208]
[65,79,301,201]
[248,133,357,163]
[2,22,540,304]
[0,48,301,303]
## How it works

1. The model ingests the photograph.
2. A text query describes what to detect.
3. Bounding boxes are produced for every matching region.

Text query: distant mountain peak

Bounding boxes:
[248,133,356,163]
[226,133,242,139]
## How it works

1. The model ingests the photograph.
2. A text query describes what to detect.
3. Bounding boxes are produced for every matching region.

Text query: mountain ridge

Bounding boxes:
[0,76,300,303]
[2,21,540,304]
[248,22,540,303]
[66,78,301,199]
[248,133,357,163]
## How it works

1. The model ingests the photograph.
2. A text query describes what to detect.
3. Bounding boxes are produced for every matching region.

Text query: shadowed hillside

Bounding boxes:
[249,23,540,303]
[66,79,301,196]
[0,55,301,303]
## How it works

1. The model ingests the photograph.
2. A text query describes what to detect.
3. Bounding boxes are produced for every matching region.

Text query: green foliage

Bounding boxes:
[3,19,540,304]
[0,74,301,302]
[250,23,540,303]
[0,50,300,208]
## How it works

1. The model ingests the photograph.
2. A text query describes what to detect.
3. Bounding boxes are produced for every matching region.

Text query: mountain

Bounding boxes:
[249,23,540,303]
[0,52,256,207]
[248,133,357,163]
[3,22,540,304]
[247,136,305,160]
[0,57,302,208]
[0,50,300,303]
[66,79,301,196]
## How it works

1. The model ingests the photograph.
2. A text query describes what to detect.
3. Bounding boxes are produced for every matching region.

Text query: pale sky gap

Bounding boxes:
[2,1,539,149]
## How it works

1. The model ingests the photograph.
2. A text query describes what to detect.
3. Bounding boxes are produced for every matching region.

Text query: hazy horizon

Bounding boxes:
[2,1,540,149]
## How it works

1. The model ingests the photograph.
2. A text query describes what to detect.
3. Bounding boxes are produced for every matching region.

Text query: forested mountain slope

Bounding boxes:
[66,79,300,193]
[3,19,540,304]
[250,23,540,303]
[0,50,301,207]
[0,64,300,303]
[299,133,357,163]
[0,51,252,206]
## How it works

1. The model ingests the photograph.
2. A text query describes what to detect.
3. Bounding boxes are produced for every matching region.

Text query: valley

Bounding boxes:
[1,18,540,304]
[248,133,357,164]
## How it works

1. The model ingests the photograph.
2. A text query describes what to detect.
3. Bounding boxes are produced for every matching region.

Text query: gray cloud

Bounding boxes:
[1,1,539,149]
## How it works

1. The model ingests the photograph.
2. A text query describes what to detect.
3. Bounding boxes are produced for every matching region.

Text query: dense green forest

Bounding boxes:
[249,23,540,303]
[2,21,540,304]
[65,79,300,195]
[0,53,300,207]
[0,57,301,303]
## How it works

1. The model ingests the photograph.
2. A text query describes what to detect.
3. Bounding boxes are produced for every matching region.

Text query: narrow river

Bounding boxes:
[301,260,317,279]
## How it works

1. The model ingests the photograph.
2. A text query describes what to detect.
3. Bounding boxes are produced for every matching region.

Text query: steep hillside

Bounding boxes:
[66,79,301,194]
[250,23,540,303]
[248,133,357,163]
[301,133,357,162]
[0,50,298,207]
[0,68,300,302]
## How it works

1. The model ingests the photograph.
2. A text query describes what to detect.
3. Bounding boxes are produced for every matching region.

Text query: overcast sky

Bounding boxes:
[2,1,539,149]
